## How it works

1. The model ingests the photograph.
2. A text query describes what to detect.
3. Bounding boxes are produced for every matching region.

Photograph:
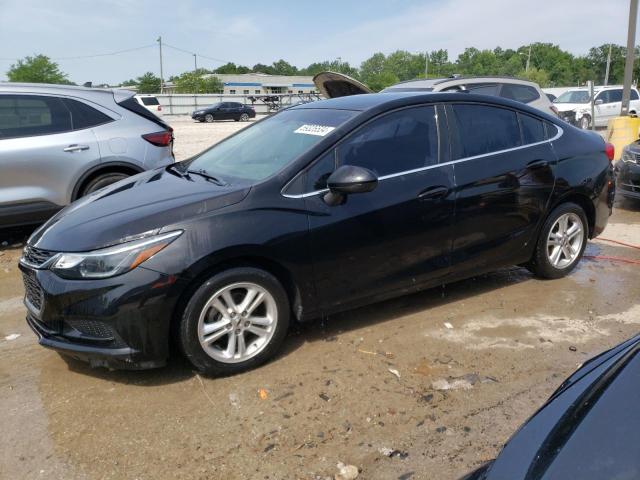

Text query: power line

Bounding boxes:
[0,44,156,62]
[162,42,230,64]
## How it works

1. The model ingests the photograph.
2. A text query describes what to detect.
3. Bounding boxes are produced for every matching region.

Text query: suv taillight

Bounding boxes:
[142,131,172,147]
[605,142,615,162]
[157,105,162,111]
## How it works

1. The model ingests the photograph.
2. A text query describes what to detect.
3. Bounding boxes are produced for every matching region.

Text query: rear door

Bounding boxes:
[0,94,101,226]
[303,104,455,310]
[446,103,556,275]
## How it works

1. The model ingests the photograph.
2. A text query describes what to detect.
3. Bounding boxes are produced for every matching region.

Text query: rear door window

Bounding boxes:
[449,104,521,159]
[337,105,439,176]
[465,83,500,96]
[63,98,113,130]
[519,113,546,144]
[0,94,72,139]
[608,89,623,103]
[500,84,540,104]
[140,97,159,106]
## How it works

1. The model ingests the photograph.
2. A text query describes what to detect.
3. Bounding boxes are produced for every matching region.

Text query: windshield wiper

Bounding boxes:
[166,163,188,178]
[186,169,228,186]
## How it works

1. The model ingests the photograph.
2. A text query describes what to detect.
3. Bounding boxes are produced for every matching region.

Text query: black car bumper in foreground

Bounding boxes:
[20,263,185,369]
[615,157,640,200]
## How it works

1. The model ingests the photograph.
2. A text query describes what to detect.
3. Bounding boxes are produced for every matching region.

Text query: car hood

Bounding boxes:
[313,71,372,98]
[477,333,640,479]
[29,167,250,252]
[553,102,590,112]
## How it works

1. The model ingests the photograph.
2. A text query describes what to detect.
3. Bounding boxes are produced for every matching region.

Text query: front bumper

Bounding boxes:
[19,263,185,370]
[615,158,640,199]
[191,113,205,121]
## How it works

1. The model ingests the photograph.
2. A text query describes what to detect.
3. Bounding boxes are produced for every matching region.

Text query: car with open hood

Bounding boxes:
[19,91,614,375]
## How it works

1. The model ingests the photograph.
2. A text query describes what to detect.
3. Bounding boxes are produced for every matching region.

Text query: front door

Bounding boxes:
[446,103,556,275]
[304,104,455,310]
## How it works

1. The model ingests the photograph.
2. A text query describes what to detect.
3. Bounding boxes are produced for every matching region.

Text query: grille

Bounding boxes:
[622,150,640,164]
[22,245,56,267]
[22,269,43,311]
[66,319,116,340]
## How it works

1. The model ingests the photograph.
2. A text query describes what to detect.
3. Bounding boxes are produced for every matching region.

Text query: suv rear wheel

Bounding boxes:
[179,267,290,376]
[80,172,130,197]
[527,202,588,279]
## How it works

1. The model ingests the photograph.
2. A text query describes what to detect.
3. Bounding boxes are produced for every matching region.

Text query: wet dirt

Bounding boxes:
[1,121,639,479]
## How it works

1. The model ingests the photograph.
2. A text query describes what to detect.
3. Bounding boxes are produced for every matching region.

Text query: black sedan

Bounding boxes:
[191,101,255,122]
[616,142,640,201]
[463,333,640,480]
[19,92,615,375]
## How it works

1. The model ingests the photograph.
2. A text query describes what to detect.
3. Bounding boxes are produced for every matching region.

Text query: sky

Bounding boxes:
[0,0,637,84]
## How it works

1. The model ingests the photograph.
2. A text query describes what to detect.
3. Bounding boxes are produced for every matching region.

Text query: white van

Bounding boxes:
[553,86,640,129]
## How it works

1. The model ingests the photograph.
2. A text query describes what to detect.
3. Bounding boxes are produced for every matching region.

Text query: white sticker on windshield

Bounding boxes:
[294,124,335,136]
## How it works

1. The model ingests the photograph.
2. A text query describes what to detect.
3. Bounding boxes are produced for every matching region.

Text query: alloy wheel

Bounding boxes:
[205,114,214,123]
[546,212,584,269]
[197,282,277,363]
[240,113,249,122]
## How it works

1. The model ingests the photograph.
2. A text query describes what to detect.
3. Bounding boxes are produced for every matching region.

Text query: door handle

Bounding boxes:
[527,159,548,170]
[418,185,449,200]
[63,144,90,153]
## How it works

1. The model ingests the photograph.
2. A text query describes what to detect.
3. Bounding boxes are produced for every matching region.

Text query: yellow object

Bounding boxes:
[606,116,640,160]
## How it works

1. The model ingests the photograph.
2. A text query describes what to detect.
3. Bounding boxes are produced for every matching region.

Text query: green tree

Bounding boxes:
[136,72,161,93]
[7,54,71,84]
[173,70,223,93]
[252,63,275,74]
[301,58,359,78]
[215,62,250,74]
[519,67,551,87]
[271,59,298,75]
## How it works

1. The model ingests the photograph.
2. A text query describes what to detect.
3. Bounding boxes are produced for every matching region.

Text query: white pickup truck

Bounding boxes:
[553,85,640,129]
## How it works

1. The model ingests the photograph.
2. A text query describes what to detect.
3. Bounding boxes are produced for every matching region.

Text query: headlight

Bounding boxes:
[51,231,182,279]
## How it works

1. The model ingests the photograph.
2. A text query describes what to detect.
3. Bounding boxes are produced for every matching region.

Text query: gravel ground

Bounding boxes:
[1,118,639,479]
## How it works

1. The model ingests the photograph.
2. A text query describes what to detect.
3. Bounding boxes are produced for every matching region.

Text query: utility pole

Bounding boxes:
[425,51,429,78]
[604,44,612,86]
[193,53,198,72]
[157,36,164,94]
[526,45,532,72]
[621,0,638,116]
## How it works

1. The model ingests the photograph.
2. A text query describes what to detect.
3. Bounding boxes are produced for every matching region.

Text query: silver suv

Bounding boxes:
[0,83,174,228]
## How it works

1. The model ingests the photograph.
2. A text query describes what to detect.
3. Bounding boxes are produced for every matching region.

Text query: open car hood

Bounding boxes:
[313,71,372,98]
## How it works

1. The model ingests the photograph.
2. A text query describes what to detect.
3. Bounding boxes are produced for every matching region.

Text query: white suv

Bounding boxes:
[313,72,559,117]
[553,86,640,129]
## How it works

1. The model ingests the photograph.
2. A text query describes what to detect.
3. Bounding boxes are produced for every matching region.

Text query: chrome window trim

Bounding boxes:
[282,124,563,199]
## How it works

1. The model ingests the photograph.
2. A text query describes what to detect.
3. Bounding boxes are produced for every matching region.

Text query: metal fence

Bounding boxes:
[155,93,322,116]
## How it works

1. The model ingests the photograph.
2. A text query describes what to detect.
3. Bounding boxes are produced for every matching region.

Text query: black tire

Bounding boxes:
[240,113,250,122]
[80,172,130,197]
[179,267,290,376]
[526,202,588,279]
[205,114,214,123]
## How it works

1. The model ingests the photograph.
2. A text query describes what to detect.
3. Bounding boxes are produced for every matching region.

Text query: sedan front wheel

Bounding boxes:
[179,267,290,375]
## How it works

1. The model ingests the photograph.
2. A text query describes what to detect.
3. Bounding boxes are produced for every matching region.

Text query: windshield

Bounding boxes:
[186,108,356,182]
[554,90,590,104]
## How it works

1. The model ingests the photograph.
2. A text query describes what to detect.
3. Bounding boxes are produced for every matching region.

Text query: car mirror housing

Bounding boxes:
[594,99,604,105]
[324,165,378,206]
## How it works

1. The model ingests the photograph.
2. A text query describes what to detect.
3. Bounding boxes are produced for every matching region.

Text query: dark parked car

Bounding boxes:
[616,142,640,201]
[191,102,255,122]
[462,333,640,480]
[19,92,615,375]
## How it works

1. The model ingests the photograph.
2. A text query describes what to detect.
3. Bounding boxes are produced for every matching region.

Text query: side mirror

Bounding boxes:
[324,165,378,206]
[594,99,604,105]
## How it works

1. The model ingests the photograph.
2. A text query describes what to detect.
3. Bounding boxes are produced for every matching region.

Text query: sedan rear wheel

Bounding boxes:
[179,267,290,375]
[527,202,588,279]
[205,114,214,123]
